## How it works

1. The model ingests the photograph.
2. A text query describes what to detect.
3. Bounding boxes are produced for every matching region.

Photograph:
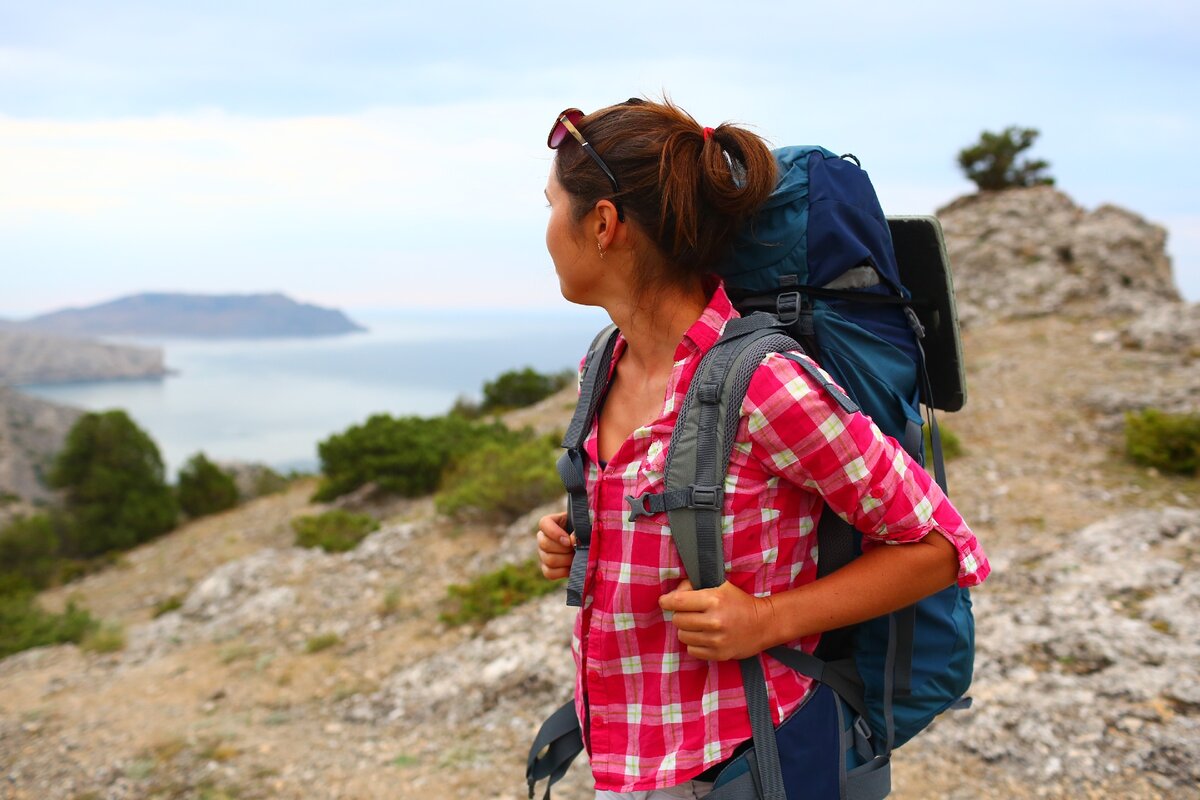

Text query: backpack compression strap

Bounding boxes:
[526,699,585,800]
[559,324,620,608]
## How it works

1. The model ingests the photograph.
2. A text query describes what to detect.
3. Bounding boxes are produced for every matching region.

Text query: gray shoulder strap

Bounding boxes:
[562,324,619,450]
[663,317,800,589]
[559,324,619,608]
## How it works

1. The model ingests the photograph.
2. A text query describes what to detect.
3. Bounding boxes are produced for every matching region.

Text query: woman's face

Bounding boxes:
[545,167,601,304]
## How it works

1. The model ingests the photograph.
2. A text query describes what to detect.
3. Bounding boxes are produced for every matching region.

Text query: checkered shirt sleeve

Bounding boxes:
[742,351,990,587]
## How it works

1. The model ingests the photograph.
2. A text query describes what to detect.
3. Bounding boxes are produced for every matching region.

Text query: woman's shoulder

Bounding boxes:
[744,349,832,407]
[739,348,865,444]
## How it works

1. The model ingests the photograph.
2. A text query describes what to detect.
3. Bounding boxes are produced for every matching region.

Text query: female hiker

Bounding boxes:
[535,97,989,800]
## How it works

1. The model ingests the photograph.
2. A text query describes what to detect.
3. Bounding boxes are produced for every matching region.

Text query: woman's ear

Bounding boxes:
[592,199,622,251]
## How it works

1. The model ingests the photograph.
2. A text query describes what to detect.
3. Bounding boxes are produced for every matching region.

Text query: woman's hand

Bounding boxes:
[536,511,574,580]
[659,579,778,661]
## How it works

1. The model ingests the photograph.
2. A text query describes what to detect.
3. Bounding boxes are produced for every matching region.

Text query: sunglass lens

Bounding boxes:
[548,109,584,149]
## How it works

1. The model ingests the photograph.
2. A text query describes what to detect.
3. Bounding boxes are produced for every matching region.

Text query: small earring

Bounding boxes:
[597,241,606,259]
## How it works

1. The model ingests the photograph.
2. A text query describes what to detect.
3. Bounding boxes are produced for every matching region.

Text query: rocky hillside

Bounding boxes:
[0,329,167,385]
[0,187,1197,799]
[0,388,82,524]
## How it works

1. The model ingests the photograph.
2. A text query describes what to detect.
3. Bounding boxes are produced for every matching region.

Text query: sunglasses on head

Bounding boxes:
[547,107,624,222]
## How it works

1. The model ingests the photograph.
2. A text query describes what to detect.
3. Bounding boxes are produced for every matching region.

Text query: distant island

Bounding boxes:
[17,292,367,339]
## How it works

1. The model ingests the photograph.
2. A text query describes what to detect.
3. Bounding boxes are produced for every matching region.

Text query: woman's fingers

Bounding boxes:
[537,529,573,556]
[537,512,572,549]
[536,513,574,581]
[661,580,773,661]
[540,564,571,580]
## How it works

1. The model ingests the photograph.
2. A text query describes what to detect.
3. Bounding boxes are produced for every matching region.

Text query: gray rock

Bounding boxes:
[936,187,1181,328]
[926,508,1200,787]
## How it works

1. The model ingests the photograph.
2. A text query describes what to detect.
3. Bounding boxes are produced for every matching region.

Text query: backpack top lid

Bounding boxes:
[723,145,904,302]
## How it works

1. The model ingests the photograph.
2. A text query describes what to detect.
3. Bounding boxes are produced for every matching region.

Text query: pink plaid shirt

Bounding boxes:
[571,284,989,792]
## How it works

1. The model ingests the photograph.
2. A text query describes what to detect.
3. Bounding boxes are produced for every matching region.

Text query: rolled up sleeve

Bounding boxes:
[742,352,990,588]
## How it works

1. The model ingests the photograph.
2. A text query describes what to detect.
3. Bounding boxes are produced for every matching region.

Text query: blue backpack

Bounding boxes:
[527,146,973,800]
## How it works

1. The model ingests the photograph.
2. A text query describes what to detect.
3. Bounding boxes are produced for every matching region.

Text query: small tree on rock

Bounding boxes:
[177,452,240,517]
[48,410,177,557]
[957,126,1054,191]
[481,367,573,413]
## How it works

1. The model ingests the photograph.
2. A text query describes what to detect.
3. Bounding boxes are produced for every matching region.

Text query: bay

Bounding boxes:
[19,306,611,478]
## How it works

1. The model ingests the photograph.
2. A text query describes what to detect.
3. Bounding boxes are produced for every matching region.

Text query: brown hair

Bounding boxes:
[553,97,776,290]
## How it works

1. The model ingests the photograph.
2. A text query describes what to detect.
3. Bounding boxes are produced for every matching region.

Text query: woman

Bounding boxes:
[535,98,989,800]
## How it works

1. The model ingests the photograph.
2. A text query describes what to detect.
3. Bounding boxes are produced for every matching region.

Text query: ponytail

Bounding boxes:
[553,97,776,287]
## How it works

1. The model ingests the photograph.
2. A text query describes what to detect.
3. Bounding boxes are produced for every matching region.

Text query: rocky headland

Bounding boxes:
[0,186,1197,799]
[0,330,167,387]
[18,292,366,339]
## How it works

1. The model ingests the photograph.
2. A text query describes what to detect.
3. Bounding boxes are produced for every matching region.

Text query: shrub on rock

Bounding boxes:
[1125,408,1200,475]
[177,452,240,518]
[292,509,380,553]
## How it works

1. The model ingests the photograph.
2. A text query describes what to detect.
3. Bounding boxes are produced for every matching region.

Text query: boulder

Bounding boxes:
[937,187,1180,326]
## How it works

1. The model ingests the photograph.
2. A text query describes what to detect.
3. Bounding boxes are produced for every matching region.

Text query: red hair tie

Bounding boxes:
[702,126,715,141]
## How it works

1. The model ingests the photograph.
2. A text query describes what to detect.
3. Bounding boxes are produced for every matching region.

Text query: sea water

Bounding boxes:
[18,307,611,478]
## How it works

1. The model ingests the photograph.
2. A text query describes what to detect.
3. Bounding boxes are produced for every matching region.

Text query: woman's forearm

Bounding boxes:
[762,530,960,647]
[660,530,963,661]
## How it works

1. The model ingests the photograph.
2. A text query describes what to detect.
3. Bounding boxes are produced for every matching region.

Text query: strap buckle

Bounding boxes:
[689,485,723,511]
[626,493,657,521]
[776,291,801,325]
[903,306,926,339]
[854,715,873,742]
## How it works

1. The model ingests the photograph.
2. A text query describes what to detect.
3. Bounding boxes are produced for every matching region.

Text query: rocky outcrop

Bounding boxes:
[938,187,1179,327]
[0,329,166,385]
[0,388,81,518]
[925,508,1200,792]
[1120,301,1200,357]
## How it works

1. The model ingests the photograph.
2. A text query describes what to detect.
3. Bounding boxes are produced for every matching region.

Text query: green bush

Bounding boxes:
[305,633,341,653]
[177,452,240,518]
[314,413,523,501]
[80,622,126,654]
[923,424,964,461]
[0,589,97,659]
[957,126,1054,191]
[153,594,184,617]
[481,367,574,413]
[0,514,61,590]
[440,559,564,626]
[1125,409,1200,475]
[436,434,562,523]
[292,510,380,553]
[449,395,483,420]
[48,410,178,558]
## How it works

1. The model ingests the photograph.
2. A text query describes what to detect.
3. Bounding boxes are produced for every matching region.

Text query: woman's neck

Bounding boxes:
[605,281,709,374]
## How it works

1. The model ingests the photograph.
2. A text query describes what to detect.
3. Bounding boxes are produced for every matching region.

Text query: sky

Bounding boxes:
[2,0,1197,318]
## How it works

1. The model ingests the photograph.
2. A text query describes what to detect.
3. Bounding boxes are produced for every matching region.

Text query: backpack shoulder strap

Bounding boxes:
[666,313,802,800]
[655,312,800,589]
[558,324,619,608]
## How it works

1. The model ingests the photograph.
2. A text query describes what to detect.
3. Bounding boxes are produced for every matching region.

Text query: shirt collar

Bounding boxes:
[673,280,736,362]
